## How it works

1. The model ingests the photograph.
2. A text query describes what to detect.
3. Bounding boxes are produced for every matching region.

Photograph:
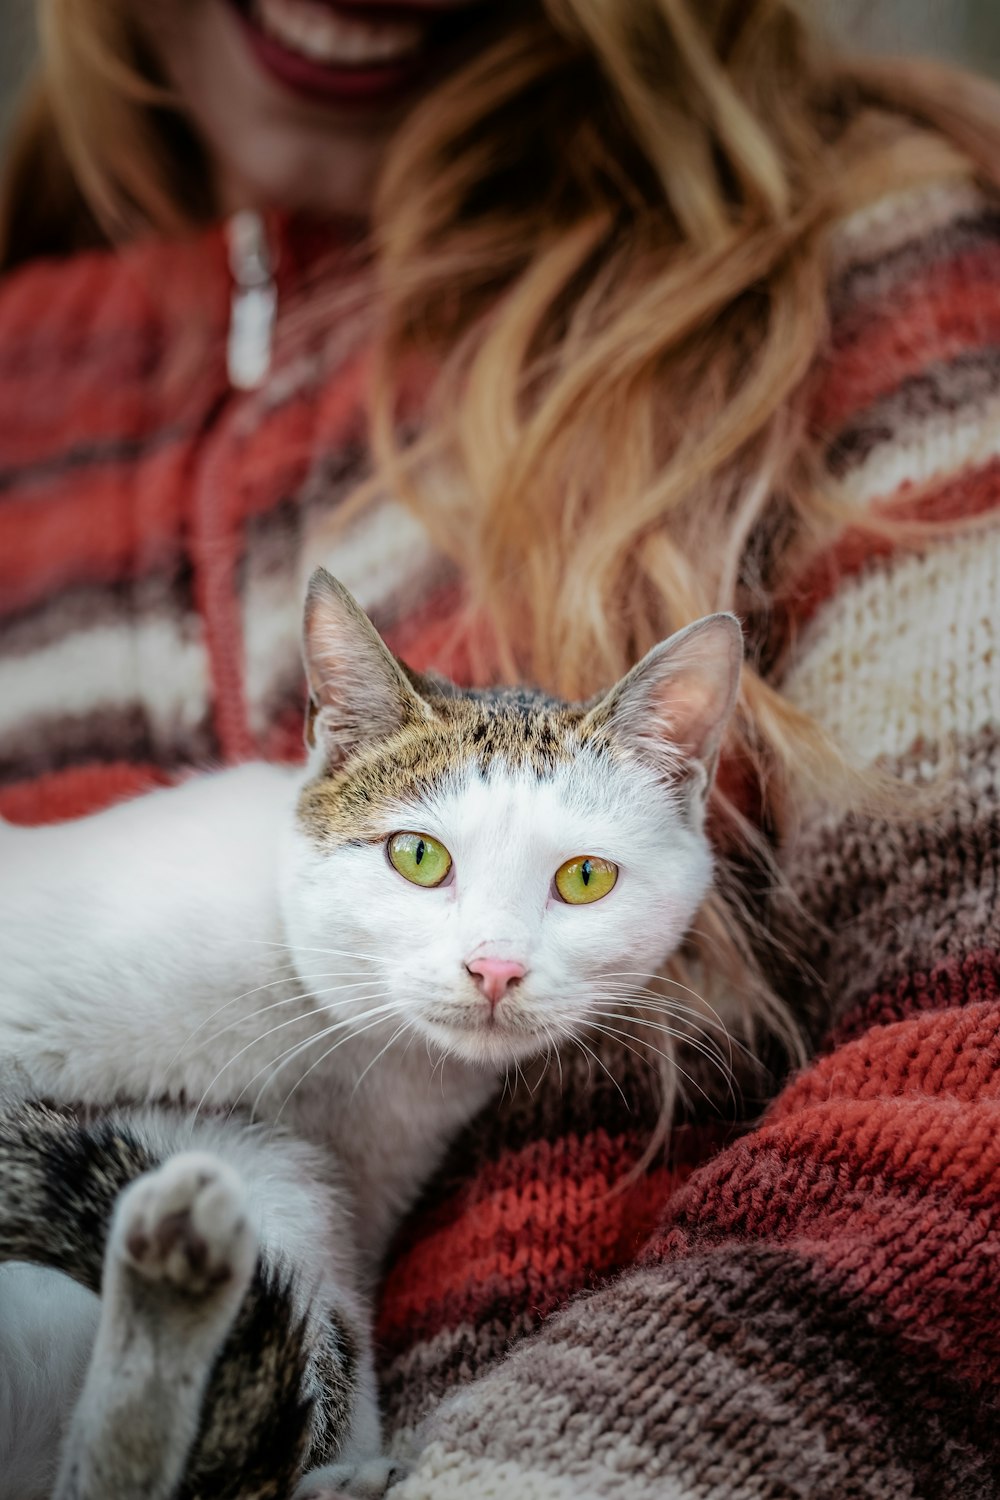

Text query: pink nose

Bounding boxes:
[466,957,526,1006]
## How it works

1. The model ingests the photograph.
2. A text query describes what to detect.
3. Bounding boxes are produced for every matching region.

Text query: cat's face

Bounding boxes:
[281,571,742,1071]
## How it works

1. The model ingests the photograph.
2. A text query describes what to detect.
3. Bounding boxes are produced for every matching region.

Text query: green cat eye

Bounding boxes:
[554,855,618,906]
[387,832,453,888]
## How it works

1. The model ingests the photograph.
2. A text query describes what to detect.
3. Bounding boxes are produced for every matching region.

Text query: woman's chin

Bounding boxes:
[142,0,507,220]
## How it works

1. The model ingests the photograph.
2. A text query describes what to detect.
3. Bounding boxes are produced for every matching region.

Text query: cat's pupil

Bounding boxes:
[415,839,425,865]
[582,859,592,886]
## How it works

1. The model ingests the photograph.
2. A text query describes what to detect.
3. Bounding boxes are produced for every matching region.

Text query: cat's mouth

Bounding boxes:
[417,1000,553,1063]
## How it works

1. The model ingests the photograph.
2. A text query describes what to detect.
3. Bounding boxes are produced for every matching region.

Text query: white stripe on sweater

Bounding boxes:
[0,615,210,737]
[833,397,1000,511]
[782,524,1000,765]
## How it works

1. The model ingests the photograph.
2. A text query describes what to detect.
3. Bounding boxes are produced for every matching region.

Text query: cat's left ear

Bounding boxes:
[302,568,430,769]
[584,613,743,798]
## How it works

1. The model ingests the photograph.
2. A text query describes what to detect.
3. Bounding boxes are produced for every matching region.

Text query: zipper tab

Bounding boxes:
[226,210,277,391]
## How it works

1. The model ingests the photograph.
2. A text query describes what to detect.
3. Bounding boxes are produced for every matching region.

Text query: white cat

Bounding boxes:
[0,569,741,1500]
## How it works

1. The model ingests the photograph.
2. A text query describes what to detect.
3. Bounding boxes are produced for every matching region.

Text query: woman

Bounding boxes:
[1,1,999,1494]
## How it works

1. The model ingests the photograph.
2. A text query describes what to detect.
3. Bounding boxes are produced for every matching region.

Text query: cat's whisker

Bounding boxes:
[246,938,385,962]
[597,980,722,1021]
[570,1031,630,1111]
[242,992,398,1109]
[574,1005,720,1112]
[601,995,755,1076]
[586,1021,721,1112]
[591,1014,740,1114]
[202,987,390,1090]
[350,1022,412,1099]
[167,969,307,1068]
[598,988,732,1033]
[589,1007,736,1085]
[543,1042,556,1090]
[594,984,747,1066]
[201,980,393,1049]
[525,1053,546,1099]
[598,978,727,1028]
[539,1022,564,1092]
[167,965,378,1067]
[595,992,736,1051]
[245,999,402,1123]
[601,971,734,1037]
[270,1006,409,1132]
[568,1035,594,1086]
[600,969,725,1013]
[195,989,395,1120]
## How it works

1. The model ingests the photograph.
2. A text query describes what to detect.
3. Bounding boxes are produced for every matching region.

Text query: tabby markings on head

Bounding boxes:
[299,688,588,848]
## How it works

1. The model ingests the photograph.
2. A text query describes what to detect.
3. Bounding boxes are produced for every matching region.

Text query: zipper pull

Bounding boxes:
[226,210,277,391]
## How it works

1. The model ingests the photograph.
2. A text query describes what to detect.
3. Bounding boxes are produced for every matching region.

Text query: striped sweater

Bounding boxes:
[1,175,999,1498]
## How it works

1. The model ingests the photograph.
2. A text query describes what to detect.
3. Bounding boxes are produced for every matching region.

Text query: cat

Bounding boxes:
[0,568,742,1500]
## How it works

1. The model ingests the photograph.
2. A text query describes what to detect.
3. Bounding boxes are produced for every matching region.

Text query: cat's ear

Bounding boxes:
[585,613,743,797]
[302,568,429,769]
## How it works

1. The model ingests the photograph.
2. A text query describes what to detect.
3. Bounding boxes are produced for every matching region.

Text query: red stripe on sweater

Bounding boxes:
[0,762,174,825]
[0,455,191,616]
[771,1000,1000,1117]
[775,455,1000,643]
[814,245,1000,436]
[0,242,228,467]
[377,1141,682,1345]
[650,1001,1000,1386]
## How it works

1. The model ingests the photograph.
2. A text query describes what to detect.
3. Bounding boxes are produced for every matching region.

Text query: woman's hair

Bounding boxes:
[6,0,1000,1075]
[0,2,212,268]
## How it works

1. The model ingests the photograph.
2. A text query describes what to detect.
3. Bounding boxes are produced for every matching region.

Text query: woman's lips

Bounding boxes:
[228,0,483,106]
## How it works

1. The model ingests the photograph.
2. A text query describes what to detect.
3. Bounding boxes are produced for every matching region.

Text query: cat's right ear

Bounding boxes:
[302,569,429,770]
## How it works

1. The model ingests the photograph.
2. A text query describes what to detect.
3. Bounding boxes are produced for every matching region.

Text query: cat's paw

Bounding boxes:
[294,1456,408,1500]
[114,1151,256,1297]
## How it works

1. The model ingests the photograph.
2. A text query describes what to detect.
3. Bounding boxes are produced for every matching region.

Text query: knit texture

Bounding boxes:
[2,176,1000,1496]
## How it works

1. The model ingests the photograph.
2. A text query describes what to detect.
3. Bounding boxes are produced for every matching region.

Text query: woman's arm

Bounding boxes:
[383,177,1000,1498]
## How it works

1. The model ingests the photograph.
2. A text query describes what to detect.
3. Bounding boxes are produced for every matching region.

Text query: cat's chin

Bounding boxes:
[415,1016,551,1070]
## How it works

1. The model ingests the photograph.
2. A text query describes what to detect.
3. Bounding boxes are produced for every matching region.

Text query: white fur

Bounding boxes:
[0,764,301,1106]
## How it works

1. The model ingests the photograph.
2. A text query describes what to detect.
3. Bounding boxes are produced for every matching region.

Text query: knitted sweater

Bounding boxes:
[1,176,999,1498]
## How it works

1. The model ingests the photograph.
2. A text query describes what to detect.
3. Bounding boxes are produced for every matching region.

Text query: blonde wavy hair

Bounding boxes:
[6,0,1000,1091]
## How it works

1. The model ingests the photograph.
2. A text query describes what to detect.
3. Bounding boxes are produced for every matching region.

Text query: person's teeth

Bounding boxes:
[253,0,423,66]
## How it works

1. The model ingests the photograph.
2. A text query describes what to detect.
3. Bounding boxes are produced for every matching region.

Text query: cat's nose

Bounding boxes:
[466,957,526,1006]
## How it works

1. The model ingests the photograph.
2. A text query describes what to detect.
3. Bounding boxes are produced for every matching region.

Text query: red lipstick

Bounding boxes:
[227,0,486,108]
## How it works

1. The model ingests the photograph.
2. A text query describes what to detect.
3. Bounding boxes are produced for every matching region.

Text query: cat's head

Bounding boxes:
[281,569,742,1070]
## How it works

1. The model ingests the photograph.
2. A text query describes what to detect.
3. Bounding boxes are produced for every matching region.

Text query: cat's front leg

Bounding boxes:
[52,1151,257,1500]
